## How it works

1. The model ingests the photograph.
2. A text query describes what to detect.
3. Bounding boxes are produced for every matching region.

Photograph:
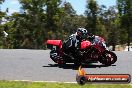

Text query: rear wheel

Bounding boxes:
[99,51,117,66]
[50,50,65,64]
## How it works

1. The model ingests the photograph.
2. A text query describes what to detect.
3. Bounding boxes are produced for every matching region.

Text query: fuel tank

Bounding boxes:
[81,41,92,49]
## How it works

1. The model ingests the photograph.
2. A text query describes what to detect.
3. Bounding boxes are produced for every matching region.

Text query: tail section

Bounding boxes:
[46,40,62,50]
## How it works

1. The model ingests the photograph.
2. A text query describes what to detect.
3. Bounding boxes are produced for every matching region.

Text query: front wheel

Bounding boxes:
[99,51,117,66]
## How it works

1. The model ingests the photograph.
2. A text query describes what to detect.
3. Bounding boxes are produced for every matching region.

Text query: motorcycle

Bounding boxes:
[46,36,117,66]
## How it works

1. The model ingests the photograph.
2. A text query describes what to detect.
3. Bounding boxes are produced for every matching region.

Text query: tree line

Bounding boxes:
[0,0,131,50]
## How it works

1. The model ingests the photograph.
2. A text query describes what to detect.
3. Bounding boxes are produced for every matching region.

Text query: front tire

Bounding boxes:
[99,51,117,66]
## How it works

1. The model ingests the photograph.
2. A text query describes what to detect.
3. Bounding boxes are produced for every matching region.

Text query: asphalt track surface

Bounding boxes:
[0,49,132,83]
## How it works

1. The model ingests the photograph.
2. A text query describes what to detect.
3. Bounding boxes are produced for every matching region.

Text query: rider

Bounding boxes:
[62,27,107,60]
[62,28,88,56]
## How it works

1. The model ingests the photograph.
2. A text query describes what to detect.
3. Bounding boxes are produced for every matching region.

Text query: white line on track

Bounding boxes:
[5,80,132,85]
[9,80,77,84]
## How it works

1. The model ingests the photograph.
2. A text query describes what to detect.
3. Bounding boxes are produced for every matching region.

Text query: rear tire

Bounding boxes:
[50,50,65,64]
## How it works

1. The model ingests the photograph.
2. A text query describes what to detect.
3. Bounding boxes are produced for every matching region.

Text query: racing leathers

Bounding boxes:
[62,32,82,54]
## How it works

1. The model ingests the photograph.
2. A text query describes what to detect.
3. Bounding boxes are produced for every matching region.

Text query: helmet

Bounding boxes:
[77,28,88,39]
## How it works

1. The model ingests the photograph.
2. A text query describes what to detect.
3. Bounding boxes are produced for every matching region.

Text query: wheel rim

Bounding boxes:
[101,51,117,65]
[105,53,113,62]
[50,51,65,64]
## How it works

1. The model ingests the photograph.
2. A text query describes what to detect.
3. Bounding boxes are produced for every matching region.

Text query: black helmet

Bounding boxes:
[77,28,88,39]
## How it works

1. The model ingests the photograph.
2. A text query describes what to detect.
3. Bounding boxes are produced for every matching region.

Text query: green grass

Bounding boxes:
[0,81,131,88]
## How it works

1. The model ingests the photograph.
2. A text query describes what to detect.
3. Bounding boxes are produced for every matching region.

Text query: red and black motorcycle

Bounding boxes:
[46,37,117,66]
